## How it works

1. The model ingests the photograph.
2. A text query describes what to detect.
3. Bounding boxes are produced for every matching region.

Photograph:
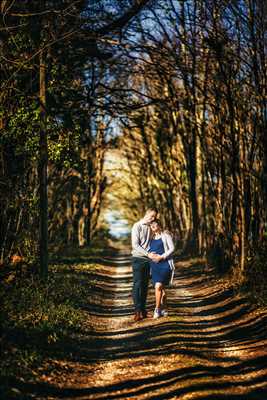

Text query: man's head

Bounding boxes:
[142,208,158,225]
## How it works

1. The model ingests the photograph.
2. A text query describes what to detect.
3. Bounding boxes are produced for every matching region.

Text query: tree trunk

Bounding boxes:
[86,159,93,246]
[189,128,200,254]
[39,50,48,278]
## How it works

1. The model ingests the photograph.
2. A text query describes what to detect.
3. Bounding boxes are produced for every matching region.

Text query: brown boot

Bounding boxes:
[134,311,143,322]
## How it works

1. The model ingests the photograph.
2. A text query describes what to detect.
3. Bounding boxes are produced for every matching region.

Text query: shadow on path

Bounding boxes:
[4,252,267,399]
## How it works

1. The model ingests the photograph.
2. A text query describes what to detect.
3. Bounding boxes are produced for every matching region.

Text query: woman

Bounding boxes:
[148,220,175,318]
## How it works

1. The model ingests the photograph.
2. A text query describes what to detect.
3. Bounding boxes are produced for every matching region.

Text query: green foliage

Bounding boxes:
[4,102,40,158]
[47,126,81,167]
[2,103,81,165]
[1,265,92,335]
[0,263,96,392]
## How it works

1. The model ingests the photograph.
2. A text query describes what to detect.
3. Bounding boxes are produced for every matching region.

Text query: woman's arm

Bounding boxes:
[161,233,175,259]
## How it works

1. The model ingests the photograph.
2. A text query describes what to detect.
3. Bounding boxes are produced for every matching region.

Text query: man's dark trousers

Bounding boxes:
[132,257,150,312]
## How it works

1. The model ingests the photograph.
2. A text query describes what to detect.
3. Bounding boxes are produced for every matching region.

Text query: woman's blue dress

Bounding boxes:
[149,238,171,285]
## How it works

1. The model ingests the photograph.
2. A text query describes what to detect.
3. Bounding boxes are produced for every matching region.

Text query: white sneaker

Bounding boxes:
[161,309,168,317]
[153,309,161,319]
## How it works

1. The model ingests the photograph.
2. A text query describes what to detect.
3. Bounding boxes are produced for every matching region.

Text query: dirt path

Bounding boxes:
[38,254,267,399]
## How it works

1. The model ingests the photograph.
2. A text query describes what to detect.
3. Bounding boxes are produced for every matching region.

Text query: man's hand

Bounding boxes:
[148,253,163,263]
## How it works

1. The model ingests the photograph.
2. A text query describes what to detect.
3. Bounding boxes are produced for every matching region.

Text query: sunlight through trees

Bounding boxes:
[0,0,266,280]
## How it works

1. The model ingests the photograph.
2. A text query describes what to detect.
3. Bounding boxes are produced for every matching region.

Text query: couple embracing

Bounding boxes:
[131,208,175,322]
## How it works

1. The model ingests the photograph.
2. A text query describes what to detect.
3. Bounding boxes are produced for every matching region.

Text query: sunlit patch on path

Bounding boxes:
[37,254,267,399]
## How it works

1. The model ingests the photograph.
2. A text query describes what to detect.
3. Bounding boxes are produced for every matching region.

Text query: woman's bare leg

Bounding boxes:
[155,282,163,309]
[161,287,167,308]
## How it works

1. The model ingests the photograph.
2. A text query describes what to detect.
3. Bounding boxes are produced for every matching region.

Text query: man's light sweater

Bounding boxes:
[131,219,151,259]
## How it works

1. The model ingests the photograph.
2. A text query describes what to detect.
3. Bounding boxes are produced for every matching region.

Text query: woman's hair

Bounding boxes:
[151,219,173,237]
[151,219,162,227]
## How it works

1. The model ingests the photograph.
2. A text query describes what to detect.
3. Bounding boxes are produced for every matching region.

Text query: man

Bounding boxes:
[131,208,161,322]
